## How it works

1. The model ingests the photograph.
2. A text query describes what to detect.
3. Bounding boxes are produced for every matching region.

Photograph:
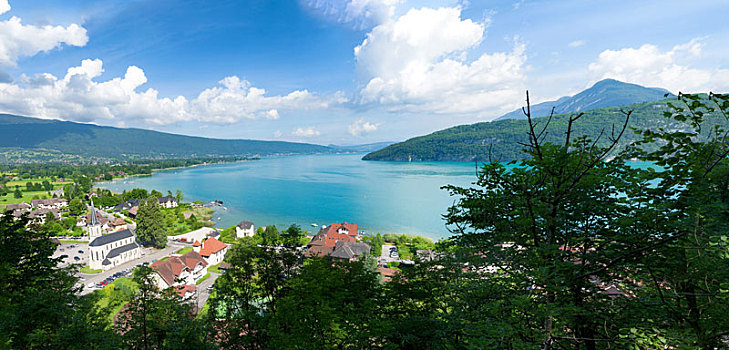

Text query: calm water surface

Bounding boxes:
[101,154,481,240]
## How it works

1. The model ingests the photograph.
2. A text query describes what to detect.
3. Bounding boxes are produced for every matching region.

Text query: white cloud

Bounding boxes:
[568,40,585,48]
[354,6,527,116]
[588,38,729,93]
[0,1,9,15]
[273,130,282,138]
[291,126,320,137]
[348,118,379,136]
[0,59,344,125]
[305,0,402,29]
[0,3,88,66]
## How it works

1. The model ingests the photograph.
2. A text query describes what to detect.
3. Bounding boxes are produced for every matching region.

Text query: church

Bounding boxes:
[88,228,142,270]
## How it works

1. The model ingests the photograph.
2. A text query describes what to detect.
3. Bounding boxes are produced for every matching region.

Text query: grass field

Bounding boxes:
[196,273,211,285]
[0,176,71,209]
[175,246,193,255]
[80,266,102,274]
[59,239,90,244]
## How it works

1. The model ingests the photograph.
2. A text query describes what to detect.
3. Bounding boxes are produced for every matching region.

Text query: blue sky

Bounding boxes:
[0,0,727,145]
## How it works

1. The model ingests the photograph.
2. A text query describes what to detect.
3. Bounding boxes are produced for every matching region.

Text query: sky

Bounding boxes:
[0,0,728,145]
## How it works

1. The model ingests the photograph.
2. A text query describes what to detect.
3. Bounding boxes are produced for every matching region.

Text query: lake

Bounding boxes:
[100,154,480,240]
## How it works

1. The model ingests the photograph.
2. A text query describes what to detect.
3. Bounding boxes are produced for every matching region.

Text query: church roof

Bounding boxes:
[89,229,134,247]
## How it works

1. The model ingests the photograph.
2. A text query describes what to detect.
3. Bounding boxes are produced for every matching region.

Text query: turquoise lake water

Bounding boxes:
[100,154,480,240]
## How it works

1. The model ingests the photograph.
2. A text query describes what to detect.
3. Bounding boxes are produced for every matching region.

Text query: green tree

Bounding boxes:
[135,198,167,248]
[621,93,729,348]
[68,197,86,216]
[42,180,52,191]
[268,258,382,349]
[175,189,183,203]
[0,212,117,348]
[41,212,65,236]
[116,266,210,349]
[13,186,21,198]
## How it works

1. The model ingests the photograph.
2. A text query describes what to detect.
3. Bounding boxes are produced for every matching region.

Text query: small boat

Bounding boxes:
[222,207,228,211]
[311,223,318,227]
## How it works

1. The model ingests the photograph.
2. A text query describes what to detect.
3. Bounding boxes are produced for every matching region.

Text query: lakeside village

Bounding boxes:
[1,176,436,319]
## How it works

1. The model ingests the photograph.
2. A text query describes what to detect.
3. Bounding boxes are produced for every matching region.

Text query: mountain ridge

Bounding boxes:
[495,79,672,121]
[0,114,334,160]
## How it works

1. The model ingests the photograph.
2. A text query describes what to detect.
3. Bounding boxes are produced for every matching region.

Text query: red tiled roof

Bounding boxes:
[152,251,208,286]
[199,237,227,257]
[175,284,197,298]
[193,240,202,247]
[305,222,359,256]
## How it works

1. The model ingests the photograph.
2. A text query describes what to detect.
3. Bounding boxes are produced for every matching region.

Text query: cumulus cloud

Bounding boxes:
[354,6,527,116]
[0,2,88,66]
[0,1,9,15]
[291,126,320,137]
[348,118,379,136]
[588,38,729,93]
[0,59,344,125]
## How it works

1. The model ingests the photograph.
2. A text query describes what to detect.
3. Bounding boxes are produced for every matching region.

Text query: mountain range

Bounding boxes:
[363,80,702,162]
[495,79,672,121]
[0,114,333,160]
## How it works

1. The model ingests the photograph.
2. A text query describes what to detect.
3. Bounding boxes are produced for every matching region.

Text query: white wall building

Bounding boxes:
[88,229,141,270]
[235,220,255,238]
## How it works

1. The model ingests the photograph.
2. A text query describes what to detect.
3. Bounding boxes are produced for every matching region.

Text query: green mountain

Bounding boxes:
[495,79,672,121]
[0,114,333,160]
[363,97,726,162]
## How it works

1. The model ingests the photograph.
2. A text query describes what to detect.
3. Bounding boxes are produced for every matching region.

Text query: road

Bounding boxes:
[192,271,221,312]
[77,242,183,295]
[381,244,396,261]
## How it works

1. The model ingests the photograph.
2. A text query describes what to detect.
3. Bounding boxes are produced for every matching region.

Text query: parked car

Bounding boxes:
[100,281,108,286]
[78,250,84,254]
[390,251,399,258]
[86,283,95,289]
[59,248,65,252]
[74,256,81,261]
[207,285,214,291]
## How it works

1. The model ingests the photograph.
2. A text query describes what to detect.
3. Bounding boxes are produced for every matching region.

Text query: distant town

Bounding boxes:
[1,172,435,320]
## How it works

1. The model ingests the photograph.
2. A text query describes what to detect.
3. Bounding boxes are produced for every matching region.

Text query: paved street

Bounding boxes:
[192,271,221,312]
[77,241,184,295]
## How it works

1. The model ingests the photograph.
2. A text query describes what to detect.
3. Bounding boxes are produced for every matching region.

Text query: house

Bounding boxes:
[378,267,398,282]
[115,199,142,212]
[31,198,68,210]
[158,196,178,208]
[330,241,371,261]
[28,208,60,224]
[196,236,228,265]
[51,188,64,197]
[174,285,197,300]
[5,202,31,212]
[88,229,141,270]
[236,220,255,238]
[110,217,128,231]
[305,222,359,257]
[151,251,208,289]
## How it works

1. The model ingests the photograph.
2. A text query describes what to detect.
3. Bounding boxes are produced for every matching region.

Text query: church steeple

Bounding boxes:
[86,199,103,239]
[88,199,100,226]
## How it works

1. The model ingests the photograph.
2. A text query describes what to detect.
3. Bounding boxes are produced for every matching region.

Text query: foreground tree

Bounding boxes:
[117,266,211,349]
[441,92,729,348]
[0,213,116,348]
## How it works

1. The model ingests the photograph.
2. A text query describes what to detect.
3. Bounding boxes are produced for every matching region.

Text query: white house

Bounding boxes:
[196,237,228,265]
[30,198,68,210]
[151,251,208,290]
[235,220,255,238]
[88,229,141,270]
[158,196,178,208]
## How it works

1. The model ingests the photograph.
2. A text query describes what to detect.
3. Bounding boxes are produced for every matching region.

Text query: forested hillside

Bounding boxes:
[495,79,672,121]
[364,98,729,162]
[0,114,333,160]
